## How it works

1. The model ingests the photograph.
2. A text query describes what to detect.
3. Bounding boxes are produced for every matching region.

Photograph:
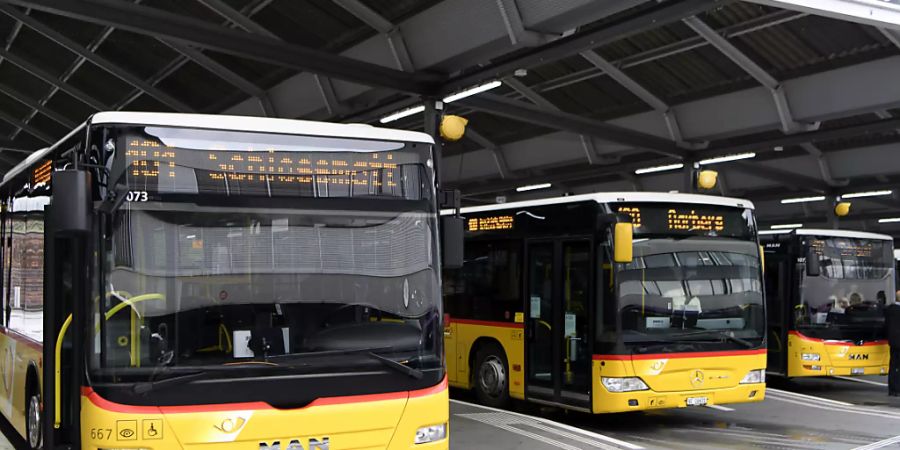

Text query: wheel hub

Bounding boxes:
[479,356,506,397]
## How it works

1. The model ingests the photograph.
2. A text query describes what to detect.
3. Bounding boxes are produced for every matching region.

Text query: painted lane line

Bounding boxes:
[834,376,889,387]
[704,404,734,411]
[766,394,900,421]
[450,399,644,449]
[764,390,900,420]
[765,387,854,406]
[455,414,584,450]
[851,434,900,450]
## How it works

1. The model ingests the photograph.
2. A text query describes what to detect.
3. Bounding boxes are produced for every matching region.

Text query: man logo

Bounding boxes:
[259,438,329,450]
[848,354,869,361]
[690,370,705,387]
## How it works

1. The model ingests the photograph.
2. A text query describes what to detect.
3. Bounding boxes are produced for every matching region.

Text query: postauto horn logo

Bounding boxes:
[259,438,329,450]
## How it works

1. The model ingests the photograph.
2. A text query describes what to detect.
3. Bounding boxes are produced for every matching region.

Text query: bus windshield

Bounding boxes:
[796,237,895,332]
[90,126,441,379]
[617,238,765,344]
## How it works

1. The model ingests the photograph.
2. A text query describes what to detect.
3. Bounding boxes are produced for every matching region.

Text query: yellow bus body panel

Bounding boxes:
[447,321,525,400]
[0,330,42,440]
[446,320,766,413]
[592,351,766,413]
[80,379,448,450]
[787,332,889,377]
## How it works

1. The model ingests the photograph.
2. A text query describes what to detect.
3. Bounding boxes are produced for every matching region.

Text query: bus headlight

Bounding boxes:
[740,369,765,384]
[601,377,649,392]
[801,353,820,361]
[415,423,447,444]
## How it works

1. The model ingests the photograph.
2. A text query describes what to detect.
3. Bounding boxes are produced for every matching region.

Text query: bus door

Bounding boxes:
[764,252,789,375]
[525,239,592,410]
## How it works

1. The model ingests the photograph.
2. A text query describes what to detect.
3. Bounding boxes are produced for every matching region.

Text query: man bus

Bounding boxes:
[0,112,450,449]
[761,229,895,378]
[442,192,766,413]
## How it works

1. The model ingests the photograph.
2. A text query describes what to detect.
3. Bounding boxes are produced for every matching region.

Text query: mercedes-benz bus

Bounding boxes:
[442,192,766,413]
[761,229,895,378]
[0,112,450,449]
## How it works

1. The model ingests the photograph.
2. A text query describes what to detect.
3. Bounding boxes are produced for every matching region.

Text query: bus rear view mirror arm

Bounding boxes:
[49,169,92,235]
[806,247,821,277]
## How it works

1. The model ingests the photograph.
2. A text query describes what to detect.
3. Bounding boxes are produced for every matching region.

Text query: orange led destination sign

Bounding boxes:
[31,159,51,186]
[467,215,514,232]
[617,205,733,235]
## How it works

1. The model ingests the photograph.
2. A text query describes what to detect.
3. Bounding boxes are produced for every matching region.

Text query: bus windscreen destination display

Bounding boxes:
[617,203,753,238]
[123,135,421,199]
[467,215,514,231]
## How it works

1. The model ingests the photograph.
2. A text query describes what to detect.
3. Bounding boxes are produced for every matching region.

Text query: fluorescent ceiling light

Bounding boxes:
[781,195,827,204]
[878,217,900,223]
[744,1,900,31]
[699,152,756,165]
[443,80,502,104]
[770,223,803,229]
[516,183,552,192]
[840,190,893,199]
[379,105,425,124]
[634,163,684,175]
[758,230,786,235]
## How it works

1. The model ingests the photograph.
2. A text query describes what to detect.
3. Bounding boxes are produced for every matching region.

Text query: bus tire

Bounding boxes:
[25,387,41,450]
[473,342,510,408]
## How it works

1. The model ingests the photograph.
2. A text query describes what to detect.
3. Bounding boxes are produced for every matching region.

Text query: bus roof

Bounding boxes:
[441,191,754,215]
[89,112,434,144]
[3,112,434,185]
[759,228,894,241]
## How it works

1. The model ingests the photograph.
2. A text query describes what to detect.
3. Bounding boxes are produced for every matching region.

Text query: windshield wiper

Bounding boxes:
[132,370,212,395]
[367,352,424,379]
[680,330,756,348]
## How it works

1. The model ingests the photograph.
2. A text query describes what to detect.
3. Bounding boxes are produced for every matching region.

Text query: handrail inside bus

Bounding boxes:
[55,292,165,428]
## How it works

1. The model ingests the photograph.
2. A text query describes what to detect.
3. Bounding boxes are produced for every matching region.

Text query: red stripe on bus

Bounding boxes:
[788,331,887,346]
[448,318,524,329]
[81,375,447,414]
[0,327,42,352]
[593,349,767,361]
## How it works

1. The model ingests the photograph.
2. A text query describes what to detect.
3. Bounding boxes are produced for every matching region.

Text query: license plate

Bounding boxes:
[686,396,708,406]
[851,368,865,375]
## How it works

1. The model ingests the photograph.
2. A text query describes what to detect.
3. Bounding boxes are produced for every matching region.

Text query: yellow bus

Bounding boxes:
[443,192,767,413]
[761,229,895,378]
[0,112,451,449]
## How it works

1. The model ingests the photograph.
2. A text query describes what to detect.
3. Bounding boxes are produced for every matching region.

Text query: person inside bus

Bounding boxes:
[886,293,900,397]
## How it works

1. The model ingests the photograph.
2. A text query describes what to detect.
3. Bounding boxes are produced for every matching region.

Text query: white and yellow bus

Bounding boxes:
[442,192,767,413]
[0,112,450,449]
[761,229,895,378]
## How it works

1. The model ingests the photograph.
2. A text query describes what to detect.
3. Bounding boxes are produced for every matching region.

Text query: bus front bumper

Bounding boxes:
[593,383,765,413]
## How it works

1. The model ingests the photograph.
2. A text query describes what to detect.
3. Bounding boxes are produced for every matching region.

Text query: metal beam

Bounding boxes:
[882,28,900,49]
[0,4,192,112]
[442,0,723,94]
[465,127,512,179]
[0,47,107,110]
[0,109,53,143]
[579,50,690,144]
[163,40,274,116]
[683,15,817,134]
[196,0,279,38]
[459,93,687,158]
[732,161,830,193]
[332,0,393,34]
[314,74,343,116]
[1,0,438,94]
[0,82,76,128]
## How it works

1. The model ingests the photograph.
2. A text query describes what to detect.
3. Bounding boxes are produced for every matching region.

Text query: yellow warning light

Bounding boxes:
[697,170,718,190]
[834,202,851,217]
[440,115,468,142]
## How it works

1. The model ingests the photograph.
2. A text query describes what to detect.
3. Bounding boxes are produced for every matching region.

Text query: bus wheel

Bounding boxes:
[474,343,509,408]
[26,390,41,449]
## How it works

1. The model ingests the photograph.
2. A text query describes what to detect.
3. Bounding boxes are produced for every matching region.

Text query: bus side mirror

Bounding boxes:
[806,248,821,277]
[614,222,633,264]
[50,169,91,235]
[441,215,464,269]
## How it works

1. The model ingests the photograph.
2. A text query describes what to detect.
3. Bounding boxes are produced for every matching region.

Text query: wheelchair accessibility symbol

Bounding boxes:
[142,419,163,440]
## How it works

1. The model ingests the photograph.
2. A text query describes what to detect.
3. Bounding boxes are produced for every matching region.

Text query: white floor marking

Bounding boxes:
[705,404,734,411]
[450,399,644,449]
[766,387,854,406]
[766,393,900,420]
[834,376,889,387]
[851,434,900,450]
